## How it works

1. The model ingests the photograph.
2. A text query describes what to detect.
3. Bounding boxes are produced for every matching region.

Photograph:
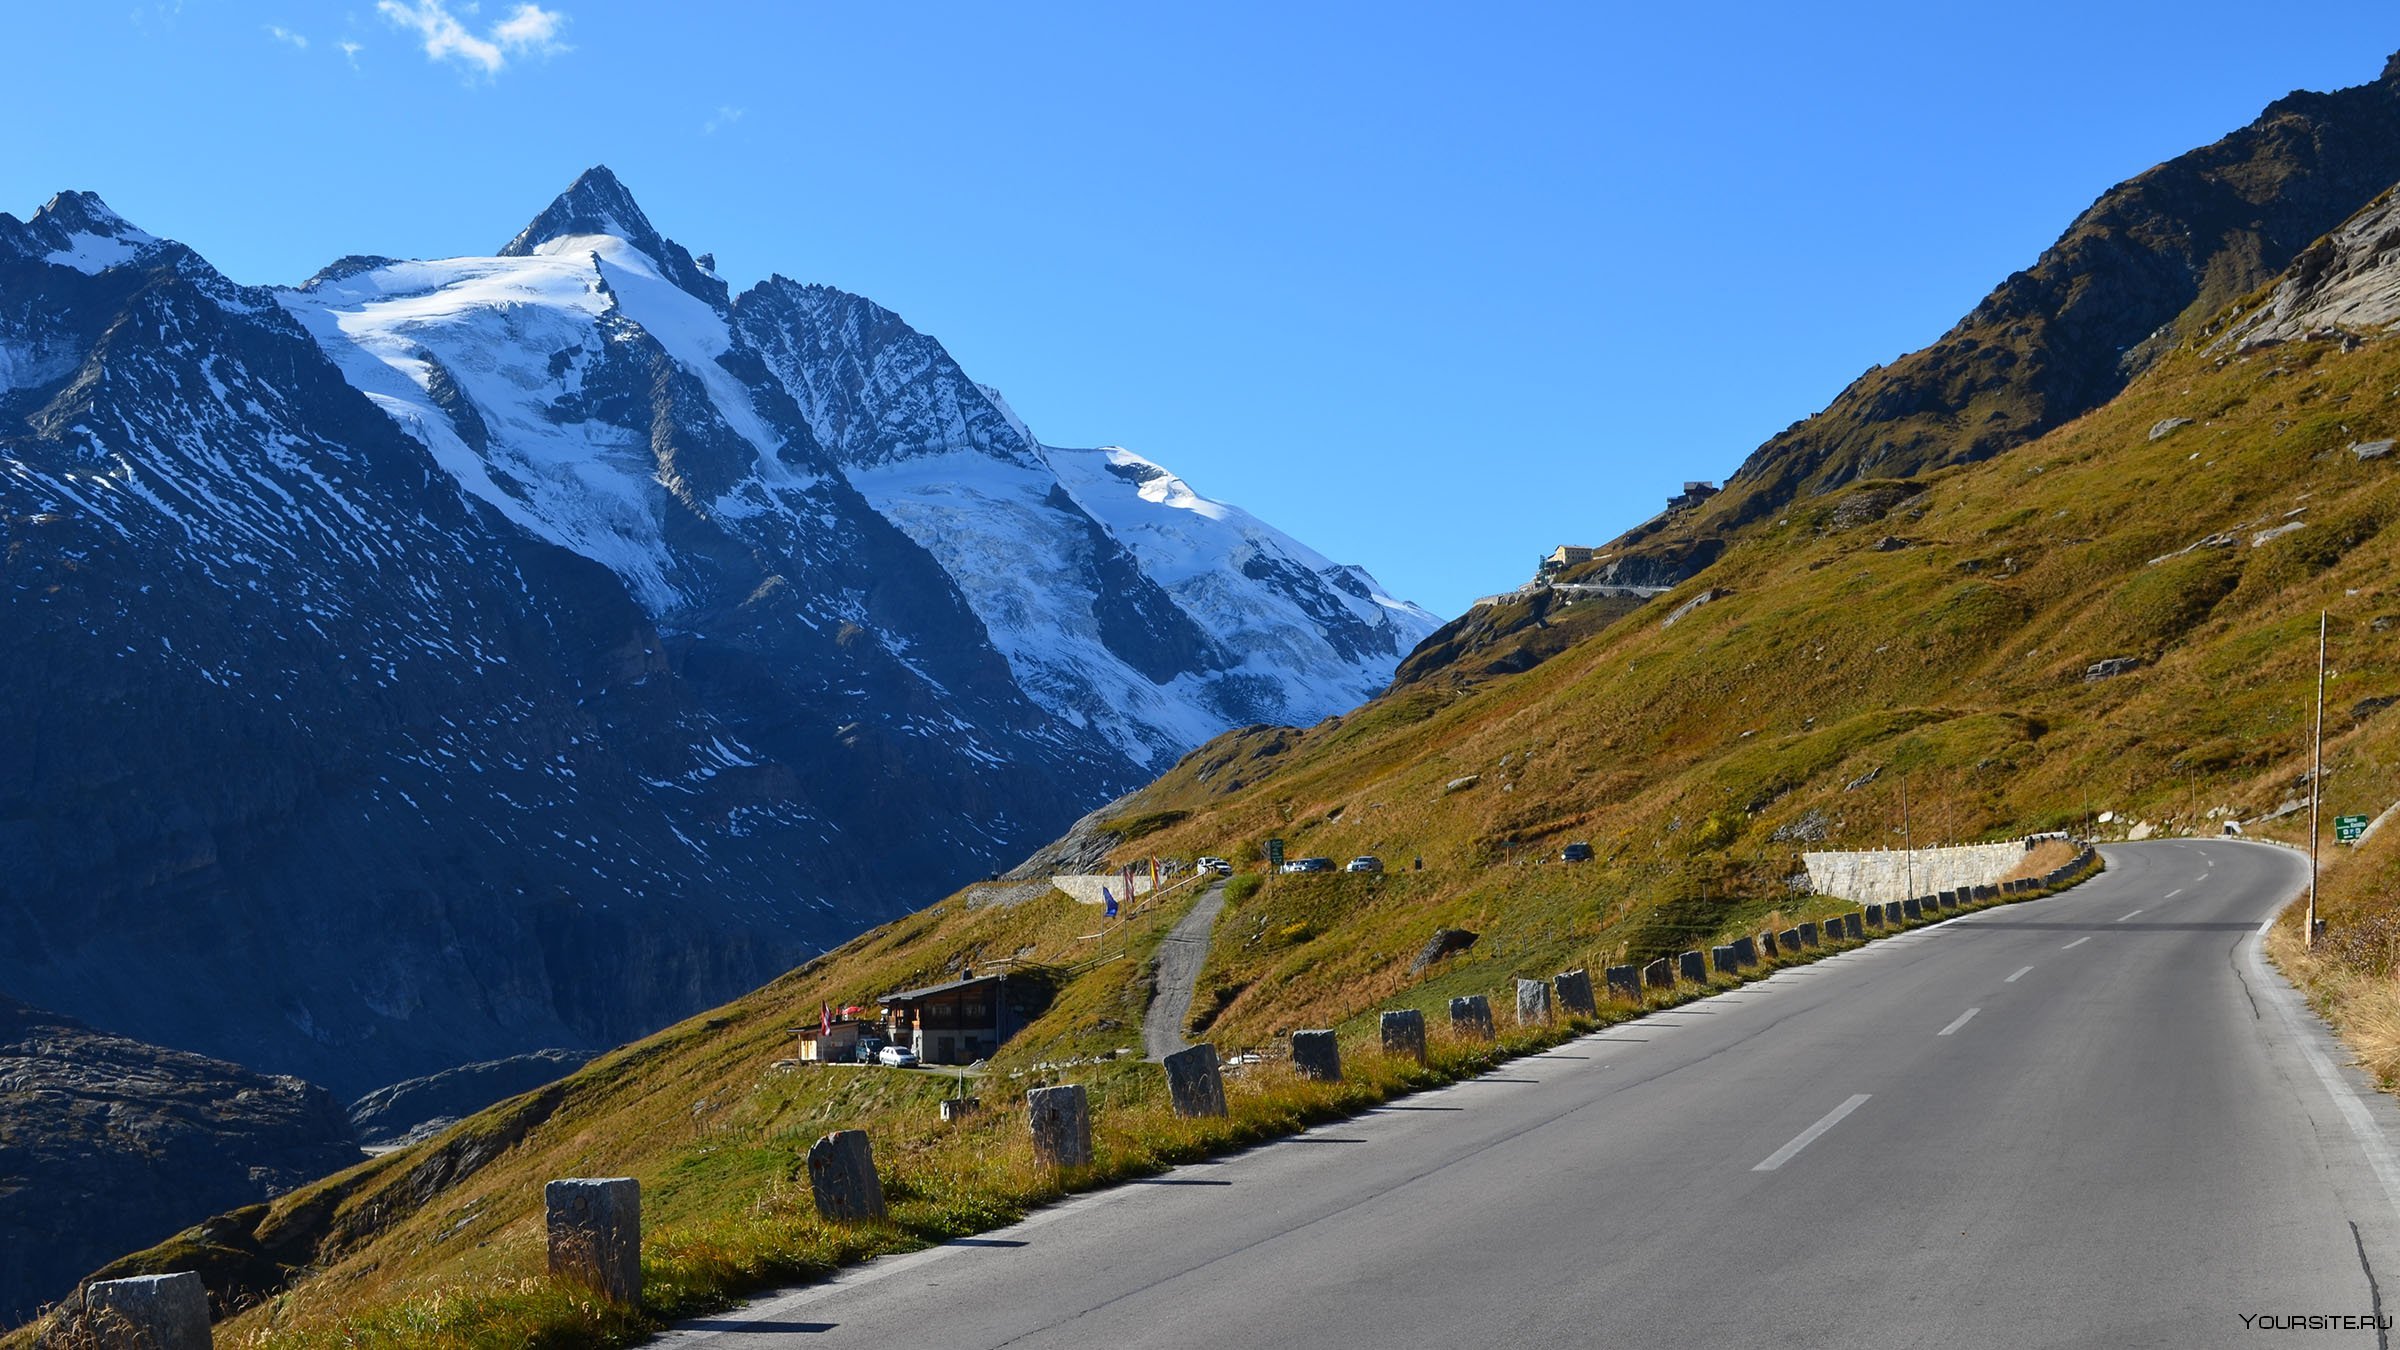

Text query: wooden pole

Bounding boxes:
[2309,611,2326,947]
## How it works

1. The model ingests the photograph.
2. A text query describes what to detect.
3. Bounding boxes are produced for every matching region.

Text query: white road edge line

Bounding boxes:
[2165,888,2184,899]
[2258,915,2277,937]
[2063,936,2093,949]
[2005,966,2033,983]
[2250,924,2400,1223]
[1753,1093,1872,1172]
[2115,909,2143,922]
[1938,1008,1981,1036]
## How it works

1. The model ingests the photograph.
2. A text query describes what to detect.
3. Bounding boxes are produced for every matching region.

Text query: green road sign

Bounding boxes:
[2336,814,2371,843]
[1266,838,1285,866]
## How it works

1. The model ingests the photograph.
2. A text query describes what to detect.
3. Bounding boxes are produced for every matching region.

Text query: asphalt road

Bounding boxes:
[670,840,2400,1349]
[1143,879,1227,1062]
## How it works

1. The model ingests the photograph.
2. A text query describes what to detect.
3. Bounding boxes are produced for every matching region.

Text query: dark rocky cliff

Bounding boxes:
[0,997,361,1325]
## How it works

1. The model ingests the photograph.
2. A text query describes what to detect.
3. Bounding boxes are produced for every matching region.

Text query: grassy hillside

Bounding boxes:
[28,302,2400,1347]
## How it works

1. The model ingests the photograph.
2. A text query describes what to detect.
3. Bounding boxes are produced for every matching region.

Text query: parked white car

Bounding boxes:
[877,1044,919,1067]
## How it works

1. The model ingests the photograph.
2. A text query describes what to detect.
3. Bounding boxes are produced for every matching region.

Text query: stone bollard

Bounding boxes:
[1606,963,1642,1000]
[1029,1084,1094,1168]
[1642,957,1673,990]
[940,1097,980,1122]
[1844,912,1865,939]
[1516,978,1553,1026]
[1902,897,1921,920]
[1797,922,1818,948]
[1291,1029,1343,1081]
[1884,902,1904,925]
[1731,936,1758,969]
[1863,906,1883,928]
[546,1177,642,1304]
[1449,994,1495,1040]
[1163,1043,1228,1118]
[1778,928,1801,952]
[1679,950,1708,982]
[1710,944,1738,975]
[1382,1008,1428,1063]
[1939,890,1958,908]
[82,1273,209,1350]
[1760,929,1780,958]
[807,1129,887,1222]
[1554,969,1597,1016]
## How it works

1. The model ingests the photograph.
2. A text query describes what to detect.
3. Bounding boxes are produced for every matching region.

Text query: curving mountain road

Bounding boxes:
[671,840,2400,1348]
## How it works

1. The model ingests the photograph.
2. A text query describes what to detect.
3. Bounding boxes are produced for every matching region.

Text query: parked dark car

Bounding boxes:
[1561,842,1594,862]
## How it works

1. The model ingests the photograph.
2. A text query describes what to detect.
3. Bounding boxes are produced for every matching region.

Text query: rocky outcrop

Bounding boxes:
[2215,184,2400,347]
[345,1050,595,1147]
[0,997,361,1325]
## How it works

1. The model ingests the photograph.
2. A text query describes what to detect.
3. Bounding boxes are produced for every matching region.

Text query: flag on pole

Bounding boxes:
[820,1002,832,1036]
[1103,887,1119,918]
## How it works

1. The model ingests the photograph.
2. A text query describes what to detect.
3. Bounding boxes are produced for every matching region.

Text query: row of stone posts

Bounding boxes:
[521,848,2109,1315]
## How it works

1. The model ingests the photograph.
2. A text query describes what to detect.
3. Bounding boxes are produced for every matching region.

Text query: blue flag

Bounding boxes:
[1103,887,1119,918]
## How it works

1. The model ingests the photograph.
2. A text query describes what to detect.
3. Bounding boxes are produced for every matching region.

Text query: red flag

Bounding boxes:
[820,1002,831,1036]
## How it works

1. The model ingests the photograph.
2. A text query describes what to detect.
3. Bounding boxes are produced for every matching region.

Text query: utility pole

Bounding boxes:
[2309,611,2327,948]
[1902,771,1914,899]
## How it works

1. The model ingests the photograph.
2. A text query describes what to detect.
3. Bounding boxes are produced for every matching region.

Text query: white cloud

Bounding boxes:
[265,23,308,48]
[377,1,570,78]
[339,39,364,68]
[491,5,568,50]
[703,105,745,135]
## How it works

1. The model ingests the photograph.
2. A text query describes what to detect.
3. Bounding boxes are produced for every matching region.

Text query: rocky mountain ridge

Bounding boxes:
[0,169,1438,1097]
[1598,51,2400,584]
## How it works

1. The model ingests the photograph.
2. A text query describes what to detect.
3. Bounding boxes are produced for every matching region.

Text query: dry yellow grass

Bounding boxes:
[2000,839,2081,884]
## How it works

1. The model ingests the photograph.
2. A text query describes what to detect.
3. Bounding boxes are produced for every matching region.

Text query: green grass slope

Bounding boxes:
[28,294,2400,1350]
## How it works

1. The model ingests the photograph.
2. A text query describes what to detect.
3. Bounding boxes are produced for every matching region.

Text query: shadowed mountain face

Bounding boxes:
[0,997,361,1326]
[0,169,1439,1096]
[1602,53,2400,580]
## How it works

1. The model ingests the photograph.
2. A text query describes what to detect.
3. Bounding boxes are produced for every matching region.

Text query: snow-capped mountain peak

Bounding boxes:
[0,168,1442,1093]
[499,165,726,307]
[2,190,163,275]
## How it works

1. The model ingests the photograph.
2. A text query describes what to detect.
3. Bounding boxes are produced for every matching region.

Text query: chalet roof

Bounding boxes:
[790,1017,877,1037]
[878,972,1007,1004]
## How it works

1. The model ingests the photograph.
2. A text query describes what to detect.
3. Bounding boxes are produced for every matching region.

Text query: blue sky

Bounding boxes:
[8,4,2399,616]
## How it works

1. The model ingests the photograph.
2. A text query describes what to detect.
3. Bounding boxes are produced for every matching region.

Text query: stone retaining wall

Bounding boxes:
[1801,834,2067,905]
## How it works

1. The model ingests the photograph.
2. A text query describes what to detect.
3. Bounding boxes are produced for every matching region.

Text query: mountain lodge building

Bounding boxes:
[878,972,1027,1065]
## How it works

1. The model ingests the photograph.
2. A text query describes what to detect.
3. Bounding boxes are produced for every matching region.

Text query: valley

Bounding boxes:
[17,24,2400,1350]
